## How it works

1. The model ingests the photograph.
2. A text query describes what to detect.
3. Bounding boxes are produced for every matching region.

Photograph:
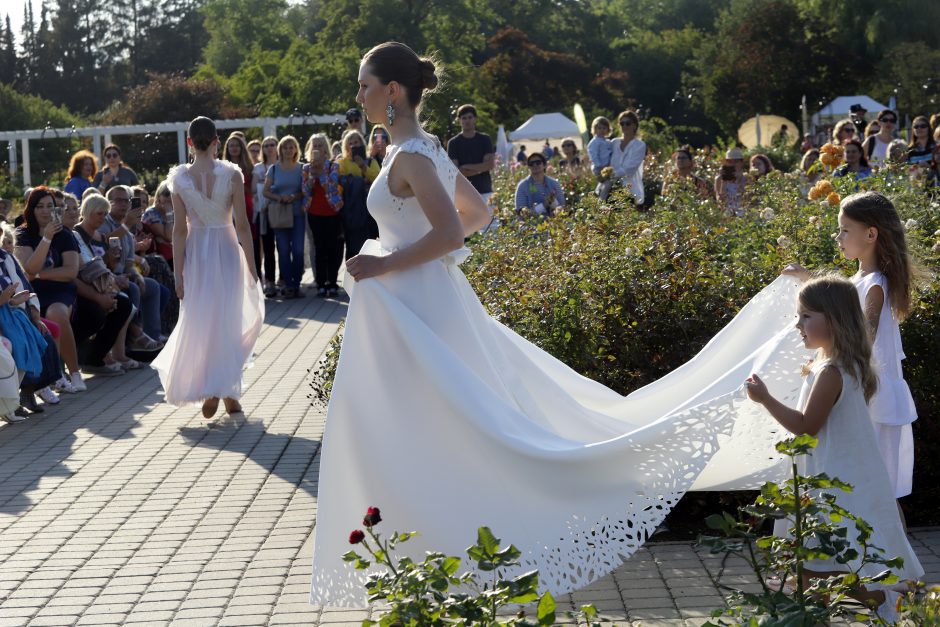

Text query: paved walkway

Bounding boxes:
[0,277,937,626]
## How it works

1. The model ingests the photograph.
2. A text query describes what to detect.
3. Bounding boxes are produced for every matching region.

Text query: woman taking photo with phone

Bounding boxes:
[337,130,380,259]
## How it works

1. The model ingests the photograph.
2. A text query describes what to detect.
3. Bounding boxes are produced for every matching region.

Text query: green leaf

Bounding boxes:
[537,592,557,625]
[475,527,500,556]
[441,556,461,576]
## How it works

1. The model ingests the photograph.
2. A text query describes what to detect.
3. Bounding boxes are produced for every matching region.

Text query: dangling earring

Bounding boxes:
[386,101,396,127]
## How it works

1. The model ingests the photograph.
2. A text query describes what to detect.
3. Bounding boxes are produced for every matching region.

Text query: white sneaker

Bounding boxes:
[2,412,27,424]
[37,387,60,404]
[69,373,87,392]
[54,377,77,394]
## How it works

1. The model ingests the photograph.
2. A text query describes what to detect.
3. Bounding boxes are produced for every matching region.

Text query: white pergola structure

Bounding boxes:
[0,115,345,187]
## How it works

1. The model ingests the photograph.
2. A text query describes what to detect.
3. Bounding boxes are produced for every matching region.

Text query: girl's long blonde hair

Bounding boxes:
[799,275,877,402]
[840,191,913,321]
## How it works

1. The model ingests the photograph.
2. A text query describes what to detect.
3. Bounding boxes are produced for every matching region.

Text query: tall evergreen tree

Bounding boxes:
[19,1,37,90]
[0,15,18,85]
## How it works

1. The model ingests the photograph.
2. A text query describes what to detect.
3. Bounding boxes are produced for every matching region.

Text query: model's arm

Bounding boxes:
[346,153,467,281]
[863,283,884,339]
[745,367,841,436]
[231,171,258,282]
[454,173,492,235]
[171,193,189,298]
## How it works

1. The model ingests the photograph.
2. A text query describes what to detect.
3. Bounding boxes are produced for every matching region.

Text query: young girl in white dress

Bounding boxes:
[784,191,917,500]
[151,117,264,418]
[745,275,922,619]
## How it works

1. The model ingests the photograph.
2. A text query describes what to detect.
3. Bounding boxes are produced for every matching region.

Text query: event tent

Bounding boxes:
[508,113,583,150]
[813,95,888,127]
[737,114,799,149]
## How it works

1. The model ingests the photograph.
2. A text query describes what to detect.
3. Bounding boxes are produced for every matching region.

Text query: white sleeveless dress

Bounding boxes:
[853,271,916,498]
[308,135,834,605]
[774,360,922,583]
[151,160,264,405]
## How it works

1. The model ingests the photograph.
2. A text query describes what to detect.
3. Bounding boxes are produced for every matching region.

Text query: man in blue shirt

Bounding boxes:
[514,153,565,216]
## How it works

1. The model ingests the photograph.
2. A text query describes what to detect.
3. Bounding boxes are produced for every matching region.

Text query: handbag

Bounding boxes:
[267,200,295,229]
[78,257,117,294]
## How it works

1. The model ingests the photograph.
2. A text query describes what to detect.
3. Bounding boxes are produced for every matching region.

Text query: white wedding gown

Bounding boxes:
[152,160,264,405]
[310,136,858,605]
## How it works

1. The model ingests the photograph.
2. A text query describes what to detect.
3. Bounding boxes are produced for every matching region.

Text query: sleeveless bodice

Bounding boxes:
[166,160,243,227]
[366,135,458,251]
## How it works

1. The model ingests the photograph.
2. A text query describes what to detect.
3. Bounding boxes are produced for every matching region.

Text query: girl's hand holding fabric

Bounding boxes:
[745,374,769,403]
[346,254,388,281]
[781,263,810,281]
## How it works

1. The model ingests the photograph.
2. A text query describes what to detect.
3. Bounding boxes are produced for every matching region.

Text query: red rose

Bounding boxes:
[349,530,365,544]
[363,507,382,527]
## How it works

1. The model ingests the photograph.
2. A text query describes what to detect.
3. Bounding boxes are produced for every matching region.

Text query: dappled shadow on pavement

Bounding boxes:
[178,412,321,499]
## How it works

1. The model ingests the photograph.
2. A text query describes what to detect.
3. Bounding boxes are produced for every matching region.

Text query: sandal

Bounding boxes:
[128,334,163,352]
[263,283,277,298]
[202,397,220,419]
[118,358,142,370]
[223,398,243,414]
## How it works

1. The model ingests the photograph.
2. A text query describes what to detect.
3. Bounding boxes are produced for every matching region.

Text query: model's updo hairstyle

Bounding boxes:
[188,116,218,152]
[363,42,441,112]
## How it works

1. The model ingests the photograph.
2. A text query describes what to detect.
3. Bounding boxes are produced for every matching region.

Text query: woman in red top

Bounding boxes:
[303,133,344,297]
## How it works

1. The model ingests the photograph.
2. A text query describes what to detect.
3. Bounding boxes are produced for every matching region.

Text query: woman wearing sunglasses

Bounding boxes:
[514,153,565,216]
[863,110,898,168]
[907,115,936,166]
[92,144,139,193]
[610,110,647,207]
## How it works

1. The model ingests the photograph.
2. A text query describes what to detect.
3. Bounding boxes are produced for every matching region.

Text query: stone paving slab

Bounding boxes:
[1,272,937,626]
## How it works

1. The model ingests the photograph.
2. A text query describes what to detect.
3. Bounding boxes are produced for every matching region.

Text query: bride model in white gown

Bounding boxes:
[310,44,913,605]
[152,117,264,418]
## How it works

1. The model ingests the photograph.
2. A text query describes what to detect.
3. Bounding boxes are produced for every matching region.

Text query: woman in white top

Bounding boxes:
[863,109,897,168]
[609,110,646,206]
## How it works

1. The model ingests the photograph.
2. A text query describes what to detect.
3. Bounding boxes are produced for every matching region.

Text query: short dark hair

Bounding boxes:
[188,116,217,152]
[363,42,439,111]
[456,104,477,119]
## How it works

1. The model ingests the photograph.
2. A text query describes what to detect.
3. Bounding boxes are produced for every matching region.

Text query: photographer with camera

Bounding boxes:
[338,130,380,259]
[713,147,750,216]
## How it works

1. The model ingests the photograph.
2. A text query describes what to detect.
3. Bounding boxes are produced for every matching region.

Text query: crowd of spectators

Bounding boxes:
[510,102,939,216]
[0,105,466,422]
[2,102,938,423]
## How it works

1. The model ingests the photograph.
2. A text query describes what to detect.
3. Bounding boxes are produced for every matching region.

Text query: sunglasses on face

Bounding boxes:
[620,121,635,127]
[249,147,261,152]
[263,143,276,149]
[840,127,855,133]
[914,124,929,129]
[880,117,897,123]
[105,152,119,158]
[348,117,361,123]
[527,160,544,166]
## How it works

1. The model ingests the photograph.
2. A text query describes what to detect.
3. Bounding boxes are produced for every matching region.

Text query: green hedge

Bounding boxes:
[466,158,940,525]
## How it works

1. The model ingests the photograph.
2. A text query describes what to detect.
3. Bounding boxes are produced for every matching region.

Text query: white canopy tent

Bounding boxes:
[812,95,888,128]
[508,113,584,152]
